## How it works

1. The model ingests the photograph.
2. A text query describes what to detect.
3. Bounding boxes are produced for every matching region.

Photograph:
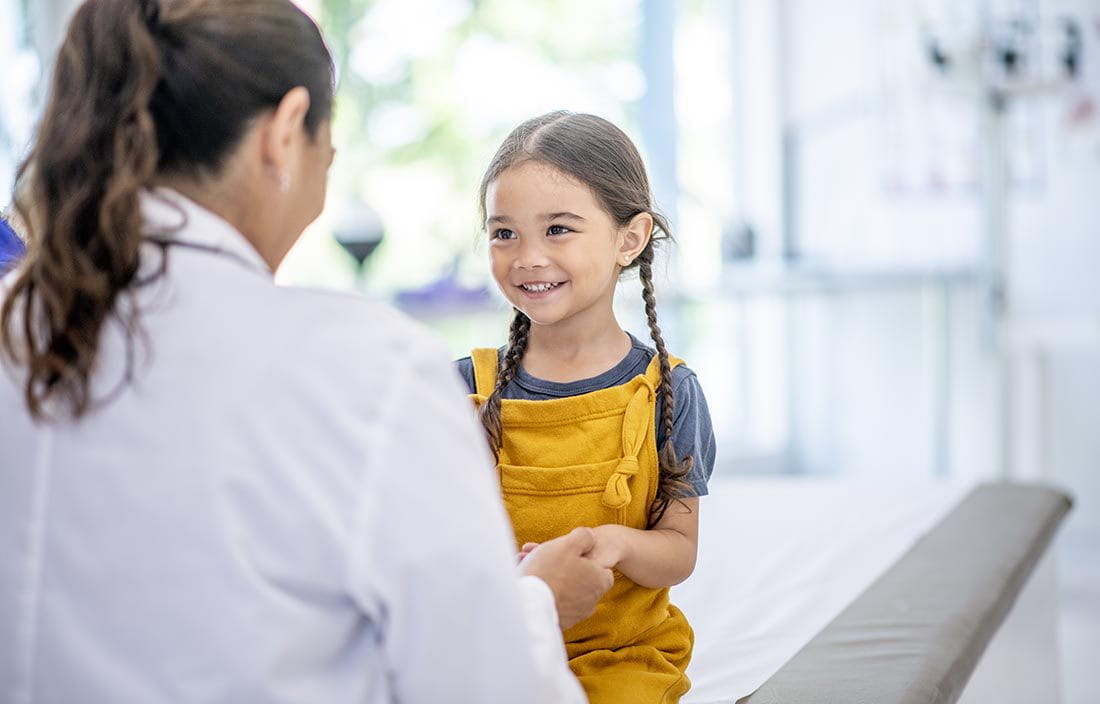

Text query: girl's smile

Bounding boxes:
[516,280,568,298]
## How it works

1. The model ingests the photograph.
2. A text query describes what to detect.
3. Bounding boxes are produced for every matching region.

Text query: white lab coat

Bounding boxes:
[0,189,585,704]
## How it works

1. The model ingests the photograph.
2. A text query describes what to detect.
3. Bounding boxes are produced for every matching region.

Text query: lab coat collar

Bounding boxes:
[141,187,273,277]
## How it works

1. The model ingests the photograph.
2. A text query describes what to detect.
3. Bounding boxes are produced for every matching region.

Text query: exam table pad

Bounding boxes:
[738,483,1071,704]
[672,479,971,702]
[670,479,1070,704]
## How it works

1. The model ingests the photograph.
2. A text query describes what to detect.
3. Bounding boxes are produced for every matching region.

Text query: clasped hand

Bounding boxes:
[518,524,626,570]
[517,526,626,629]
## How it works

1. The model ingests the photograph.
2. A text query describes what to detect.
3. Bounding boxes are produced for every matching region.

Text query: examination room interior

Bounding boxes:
[1,0,1097,702]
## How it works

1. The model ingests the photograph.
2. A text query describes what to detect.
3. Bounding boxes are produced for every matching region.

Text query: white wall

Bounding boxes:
[777,0,1100,485]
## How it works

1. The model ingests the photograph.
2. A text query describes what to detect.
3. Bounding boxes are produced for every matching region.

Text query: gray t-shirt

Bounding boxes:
[455,334,716,496]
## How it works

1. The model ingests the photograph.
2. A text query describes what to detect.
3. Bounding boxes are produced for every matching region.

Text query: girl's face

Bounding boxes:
[486,161,642,329]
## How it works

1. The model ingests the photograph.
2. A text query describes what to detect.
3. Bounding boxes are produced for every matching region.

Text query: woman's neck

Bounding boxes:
[151,146,286,271]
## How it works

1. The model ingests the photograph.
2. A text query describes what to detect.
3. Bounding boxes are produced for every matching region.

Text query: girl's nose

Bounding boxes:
[513,236,550,269]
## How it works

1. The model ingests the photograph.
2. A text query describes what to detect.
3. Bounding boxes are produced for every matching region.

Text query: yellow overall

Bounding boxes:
[470,348,693,704]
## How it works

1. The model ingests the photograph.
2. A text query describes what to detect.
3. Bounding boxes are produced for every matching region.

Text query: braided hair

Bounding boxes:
[478,310,531,452]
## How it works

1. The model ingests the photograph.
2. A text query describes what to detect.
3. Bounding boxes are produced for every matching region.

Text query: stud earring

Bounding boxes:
[279,173,290,193]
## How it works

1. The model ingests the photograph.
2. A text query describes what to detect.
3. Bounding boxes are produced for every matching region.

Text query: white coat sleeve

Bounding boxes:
[346,339,586,704]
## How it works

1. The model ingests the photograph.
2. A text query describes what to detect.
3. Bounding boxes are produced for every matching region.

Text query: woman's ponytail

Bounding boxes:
[1,0,334,420]
[1,0,163,419]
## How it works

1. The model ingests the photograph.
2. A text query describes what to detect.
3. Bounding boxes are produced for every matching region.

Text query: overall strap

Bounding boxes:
[642,352,684,390]
[601,384,653,510]
[470,348,500,398]
[598,353,686,511]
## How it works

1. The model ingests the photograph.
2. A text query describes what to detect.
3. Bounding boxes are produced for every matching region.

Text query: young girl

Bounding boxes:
[456,111,717,703]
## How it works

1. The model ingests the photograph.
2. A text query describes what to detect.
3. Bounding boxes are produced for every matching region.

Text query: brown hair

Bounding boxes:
[0,0,333,420]
[477,111,693,526]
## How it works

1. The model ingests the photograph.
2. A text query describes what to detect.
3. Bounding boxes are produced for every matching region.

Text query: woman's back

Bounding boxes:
[0,2,601,702]
[0,193,405,701]
[0,192,562,703]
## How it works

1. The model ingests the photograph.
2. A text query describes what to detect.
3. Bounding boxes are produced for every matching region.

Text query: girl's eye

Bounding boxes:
[547,225,571,236]
[492,229,517,241]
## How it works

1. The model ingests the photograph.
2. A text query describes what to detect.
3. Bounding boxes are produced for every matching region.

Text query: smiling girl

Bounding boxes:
[455,111,717,703]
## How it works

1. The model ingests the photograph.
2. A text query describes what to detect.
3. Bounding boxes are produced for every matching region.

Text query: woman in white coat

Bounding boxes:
[0,1,612,702]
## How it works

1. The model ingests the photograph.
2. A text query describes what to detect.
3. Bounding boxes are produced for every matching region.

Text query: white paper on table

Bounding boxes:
[672,478,974,704]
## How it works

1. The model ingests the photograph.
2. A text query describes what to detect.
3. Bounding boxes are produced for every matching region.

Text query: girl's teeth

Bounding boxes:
[524,283,559,292]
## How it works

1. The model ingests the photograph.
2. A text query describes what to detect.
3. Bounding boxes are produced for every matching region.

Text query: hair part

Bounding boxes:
[476,111,693,526]
[1,0,334,420]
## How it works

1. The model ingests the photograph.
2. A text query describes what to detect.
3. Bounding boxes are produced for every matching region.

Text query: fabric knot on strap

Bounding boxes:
[600,384,653,509]
[602,456,640,509]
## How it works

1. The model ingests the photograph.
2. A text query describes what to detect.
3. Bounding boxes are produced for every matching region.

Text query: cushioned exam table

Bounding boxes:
[671,480,1073,704]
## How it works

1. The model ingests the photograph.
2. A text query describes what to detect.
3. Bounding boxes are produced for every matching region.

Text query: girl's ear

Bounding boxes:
[618,212,653,265]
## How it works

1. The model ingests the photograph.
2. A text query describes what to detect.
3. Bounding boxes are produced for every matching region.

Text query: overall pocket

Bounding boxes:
[500,458,628,545]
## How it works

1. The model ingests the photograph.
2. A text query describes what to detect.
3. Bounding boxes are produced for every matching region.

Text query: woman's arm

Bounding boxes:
[355,341,590,704]
[586,498,700,588]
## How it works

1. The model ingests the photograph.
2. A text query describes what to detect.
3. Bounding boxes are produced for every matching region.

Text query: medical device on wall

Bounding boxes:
[921,5,1082,298]
[922,2,1086,478]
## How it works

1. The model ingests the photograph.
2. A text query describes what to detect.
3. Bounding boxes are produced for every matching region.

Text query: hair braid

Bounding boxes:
[638,247,693,526]
[478,309,531,460]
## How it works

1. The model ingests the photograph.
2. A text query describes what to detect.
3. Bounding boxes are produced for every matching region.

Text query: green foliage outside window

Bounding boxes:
[281,0,643,297]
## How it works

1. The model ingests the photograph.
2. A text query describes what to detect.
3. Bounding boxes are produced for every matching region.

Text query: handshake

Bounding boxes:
[518,526,624,629]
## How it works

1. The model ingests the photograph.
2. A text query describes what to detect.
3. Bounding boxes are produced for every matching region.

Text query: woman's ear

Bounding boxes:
[259,86,311,189]
[618,212,653,266]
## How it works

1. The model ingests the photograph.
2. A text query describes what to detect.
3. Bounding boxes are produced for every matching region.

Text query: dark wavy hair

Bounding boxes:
[476,111,693,527]
[0,0,333,420]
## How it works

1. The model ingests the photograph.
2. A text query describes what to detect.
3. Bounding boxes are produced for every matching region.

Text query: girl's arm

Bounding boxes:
[587,498,700,588]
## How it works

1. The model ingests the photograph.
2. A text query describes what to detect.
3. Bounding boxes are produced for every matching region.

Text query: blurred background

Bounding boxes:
[2,0,1097,700]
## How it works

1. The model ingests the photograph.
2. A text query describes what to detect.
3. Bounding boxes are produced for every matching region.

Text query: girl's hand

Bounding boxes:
[516,542,539,563]
[585,525,629,570]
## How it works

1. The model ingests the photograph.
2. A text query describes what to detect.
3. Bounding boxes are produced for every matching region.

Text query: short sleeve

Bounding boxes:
[659,367,717,497]
[454,356,477,394]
